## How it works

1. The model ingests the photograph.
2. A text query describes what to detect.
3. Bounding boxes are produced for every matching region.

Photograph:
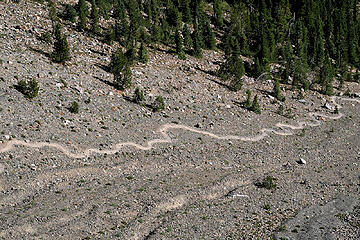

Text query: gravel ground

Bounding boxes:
[0,1,360,239]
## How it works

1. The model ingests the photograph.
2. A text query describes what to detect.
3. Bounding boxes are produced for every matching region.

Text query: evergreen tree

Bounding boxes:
[151,21,161,43]
[62,4,77,23]
[181,0,192,24]
[245,89,252,109]
[213,0,224,27]
[273,79,285,101]
[109,48,132,90]
[138,41,148,64]
[90,0,100,34]
[219,38,245,91]
[182,24,192,50]
[48,1,59,23]
[192,23,203,58]
[175,29,186,60]
[203,18,216,50]
[161,18,171,45]
[251,95,261,114]
[77,0,88,31]
[52,23,71,63]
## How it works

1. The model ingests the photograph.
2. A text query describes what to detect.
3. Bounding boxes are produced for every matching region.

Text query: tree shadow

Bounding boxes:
[28,46,51,59]
[94,63,110,73]
[233,100,249,110]
[93,76,116,88]
[194,65,218,77]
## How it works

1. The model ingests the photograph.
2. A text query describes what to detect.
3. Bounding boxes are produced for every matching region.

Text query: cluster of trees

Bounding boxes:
[50,0,360,97]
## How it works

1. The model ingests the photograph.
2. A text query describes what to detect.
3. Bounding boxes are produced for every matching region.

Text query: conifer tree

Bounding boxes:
[175,29,186,60]
[203,18,216,50]
[245,89,252,109]
[192,23,203,58]
[213,0,224,27]
[52,23,71,63]
[49,1,59,23]
[109,49,132,90]
[151,21,161,43]
[251,95,261,114]
[161,18,171,45]
[138,41,148,64]
[273,79,285,101]
[182,24,192,50]
[219,38,245,91]
[181,0,192,24]
[90,0,100,34]
[77,0,88,31]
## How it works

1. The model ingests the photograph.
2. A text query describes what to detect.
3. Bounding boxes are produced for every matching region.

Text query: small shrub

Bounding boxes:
[16,79,39,99]
[133,87,145,104]
[69,101,79,113]
[151,96,165,112]
[251,95,261,114]
[256,176,277,190]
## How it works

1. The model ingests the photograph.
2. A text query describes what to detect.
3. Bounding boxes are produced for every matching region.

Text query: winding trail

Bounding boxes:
[0,96,359,161]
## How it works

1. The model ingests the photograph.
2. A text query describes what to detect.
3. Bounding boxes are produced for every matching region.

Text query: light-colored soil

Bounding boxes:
[0,1,360,239]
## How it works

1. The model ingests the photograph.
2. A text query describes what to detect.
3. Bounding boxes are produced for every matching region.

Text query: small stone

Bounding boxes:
[323,102,333,110]
[297,158,307,164]
[4,135,10,140]
[298,99,307,104]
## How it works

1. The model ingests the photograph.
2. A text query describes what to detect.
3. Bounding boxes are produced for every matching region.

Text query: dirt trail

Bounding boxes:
[0,97,358,164]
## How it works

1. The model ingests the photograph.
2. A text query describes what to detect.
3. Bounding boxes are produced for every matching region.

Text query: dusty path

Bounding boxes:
[0,96,359,164]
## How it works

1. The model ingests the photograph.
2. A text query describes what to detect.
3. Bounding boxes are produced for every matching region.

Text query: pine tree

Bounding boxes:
[77,0,88,31]
[62,4,77,23]
[203,18,216,50]
[251,95,261,114]
[175,29,186,60]
[245,89,252,109]
[213,0,224,27]
[151,21,161,43]
[181,0,192,24]
[138,41,148,64]
[219,38,245,91]
[192,23,203,58]
[48,1,59,23]
[273,79,285,101]
[182,24,192,50]
[110,48,132,90]
[161,18,171,45]
[52,23,71,64]
[90,0,100,34]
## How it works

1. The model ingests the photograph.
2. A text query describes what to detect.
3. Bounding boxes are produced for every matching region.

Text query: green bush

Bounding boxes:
[133,87,145,104]
[151,96,165,112]
[69,101,79,113]
[16,79,39,99]
[256,176,277,190]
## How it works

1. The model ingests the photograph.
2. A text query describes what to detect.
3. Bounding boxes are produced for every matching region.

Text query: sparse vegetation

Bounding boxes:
[151,96,165,112]
[69,101,79,113]
[256,176,277,190]
[15,79,39,99]
[133,87,145,104]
